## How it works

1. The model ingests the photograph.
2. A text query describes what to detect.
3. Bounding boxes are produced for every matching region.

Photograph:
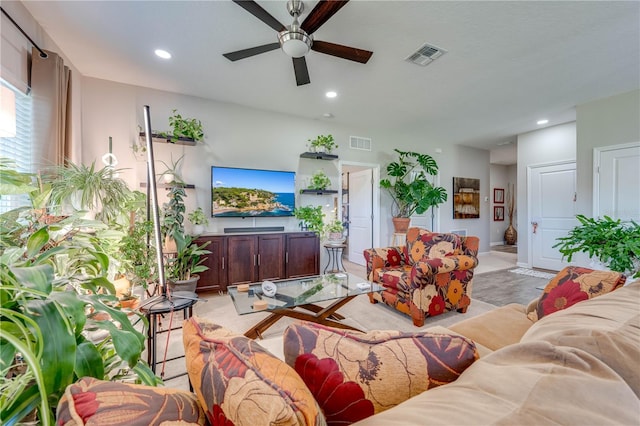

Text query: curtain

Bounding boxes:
[30,47,72,167]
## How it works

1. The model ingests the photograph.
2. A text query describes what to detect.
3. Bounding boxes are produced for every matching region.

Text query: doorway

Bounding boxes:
[528,161,576,271]
[594,142,640,220]
[339,162,380,266]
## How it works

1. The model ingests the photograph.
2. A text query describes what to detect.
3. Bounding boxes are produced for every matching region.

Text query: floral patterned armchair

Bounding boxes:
[364,228,479,327]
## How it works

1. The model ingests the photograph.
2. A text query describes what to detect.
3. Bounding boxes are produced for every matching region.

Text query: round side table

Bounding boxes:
[323,243,347,273]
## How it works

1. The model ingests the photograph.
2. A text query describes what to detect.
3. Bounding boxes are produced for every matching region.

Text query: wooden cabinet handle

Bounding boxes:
[221,257,225,270]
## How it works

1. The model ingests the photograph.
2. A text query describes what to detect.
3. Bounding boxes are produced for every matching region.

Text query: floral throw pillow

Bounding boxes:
[283,322,479,425]
[183,317,326,426]
[56,377,206,425]
[529,266,626,321]
[405,228,462,265]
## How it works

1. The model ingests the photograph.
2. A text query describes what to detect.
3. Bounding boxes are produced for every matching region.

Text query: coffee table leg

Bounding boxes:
[243,296,360,339]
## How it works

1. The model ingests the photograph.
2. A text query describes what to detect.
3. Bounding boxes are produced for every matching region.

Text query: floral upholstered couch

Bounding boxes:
[57,267,639,425]
[364,228,479,326]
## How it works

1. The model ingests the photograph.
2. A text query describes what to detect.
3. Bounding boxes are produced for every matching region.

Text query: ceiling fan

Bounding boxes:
[223,0,373,86]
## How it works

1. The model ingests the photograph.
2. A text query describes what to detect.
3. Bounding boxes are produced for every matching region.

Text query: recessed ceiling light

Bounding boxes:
[537,119,549,125]
[154,49,172,59]
[323,113,334,118]
[325,91,337,98]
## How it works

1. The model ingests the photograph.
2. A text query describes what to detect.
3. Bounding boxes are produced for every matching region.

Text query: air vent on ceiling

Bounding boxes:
[405,42,447,66]
[349,136,371,151]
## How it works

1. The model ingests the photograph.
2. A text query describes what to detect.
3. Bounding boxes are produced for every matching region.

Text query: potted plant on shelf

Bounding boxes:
[308,134,337,154]
[380,148,447,232]
[553,214,640,278]
[166,232,211,292]
[305,170,332,191]
[156,109,204,143]
[158,154,184,184]
[188,207,208,236]
[294,205,325,234]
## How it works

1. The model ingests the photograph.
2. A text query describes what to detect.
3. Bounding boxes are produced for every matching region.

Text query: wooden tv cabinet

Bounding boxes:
[194,231,319,293]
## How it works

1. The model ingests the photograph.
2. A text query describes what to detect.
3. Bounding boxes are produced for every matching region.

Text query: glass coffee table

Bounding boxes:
[228,273,382,339]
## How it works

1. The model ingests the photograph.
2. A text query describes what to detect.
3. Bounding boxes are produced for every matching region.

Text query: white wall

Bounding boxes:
[516,122,577,266]
[576,89,640,215]
[81,77,493,251]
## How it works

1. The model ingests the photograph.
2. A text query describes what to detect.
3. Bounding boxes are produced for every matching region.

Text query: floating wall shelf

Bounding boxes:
[300,189,338,195]
[140,182,195,189]
[300,152,338,160]
[139,132,197,146]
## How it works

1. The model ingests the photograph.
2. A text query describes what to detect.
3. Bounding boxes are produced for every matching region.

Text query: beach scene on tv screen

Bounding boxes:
[212,167,295,217]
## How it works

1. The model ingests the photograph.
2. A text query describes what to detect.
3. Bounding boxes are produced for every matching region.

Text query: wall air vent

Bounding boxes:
[405,42,447,66]
[349,136,372,151]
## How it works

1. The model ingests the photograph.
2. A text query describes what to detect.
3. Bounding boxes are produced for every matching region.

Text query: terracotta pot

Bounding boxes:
[164,236,177,254]
[119,297,139,310]
[504,224,517,245]
[169,275,199,293]
[392,217,411,233]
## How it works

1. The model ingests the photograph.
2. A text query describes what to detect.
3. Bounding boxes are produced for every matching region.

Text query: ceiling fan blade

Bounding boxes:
[292,57,310,86]
[312,40,373,64]
[301,0,349,35]
[232,0,286,32]
[223,43,280,61]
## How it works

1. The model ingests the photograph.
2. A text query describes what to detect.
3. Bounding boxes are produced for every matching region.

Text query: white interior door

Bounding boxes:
[594,143,640,221]
[530,162,576,271]
[347,169,373,266]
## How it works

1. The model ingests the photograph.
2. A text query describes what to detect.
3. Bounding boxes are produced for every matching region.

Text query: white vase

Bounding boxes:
[192,224,204,236]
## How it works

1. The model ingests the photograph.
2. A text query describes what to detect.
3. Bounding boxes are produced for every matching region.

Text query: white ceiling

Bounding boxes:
[20,0,640,159]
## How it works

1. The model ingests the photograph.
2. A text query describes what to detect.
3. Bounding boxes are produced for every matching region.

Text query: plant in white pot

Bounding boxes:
[325,219,345,243]
[188,207,208,236]
[166,232,211,293]
[307,134,337,154]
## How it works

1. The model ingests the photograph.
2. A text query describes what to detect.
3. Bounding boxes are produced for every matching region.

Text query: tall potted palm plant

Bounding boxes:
[380,149,448,232]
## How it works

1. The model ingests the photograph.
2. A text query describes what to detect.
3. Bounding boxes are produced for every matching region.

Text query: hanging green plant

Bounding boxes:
[294,205,325,234]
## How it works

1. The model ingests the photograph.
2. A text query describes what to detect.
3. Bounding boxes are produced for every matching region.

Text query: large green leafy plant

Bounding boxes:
[554,214,640,278]
[380,149,447,218]
[0,159,158,425]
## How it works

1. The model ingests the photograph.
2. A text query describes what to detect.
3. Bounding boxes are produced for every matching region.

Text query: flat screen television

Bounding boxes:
[211,166,296,217]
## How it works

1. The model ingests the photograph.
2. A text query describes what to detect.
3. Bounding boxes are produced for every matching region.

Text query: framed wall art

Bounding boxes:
[494,188,504,204]
[494,206,505,221]
[453,177,480,219]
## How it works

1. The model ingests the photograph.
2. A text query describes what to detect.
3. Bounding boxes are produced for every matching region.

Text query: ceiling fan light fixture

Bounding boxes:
[278,29,312,58]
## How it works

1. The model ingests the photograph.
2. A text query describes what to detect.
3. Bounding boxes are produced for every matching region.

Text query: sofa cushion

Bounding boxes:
[522,279,640,397]
[529,266,626,321]
[353,340,640,425]
[448,303,533,351]
[283,322,479,425]
[56,377,205,425]
[376,265,412,292]
[405,228,462,265]
[183,317,325,426]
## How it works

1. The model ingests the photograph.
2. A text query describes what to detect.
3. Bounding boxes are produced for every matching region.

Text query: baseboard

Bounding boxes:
[516,261,530,268]
[224,226,285,233]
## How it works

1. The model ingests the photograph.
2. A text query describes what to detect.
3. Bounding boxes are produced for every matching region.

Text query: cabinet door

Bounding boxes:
[227,235,258,285]
[258,234,285,281]
[286,232,320,278]
[194,236,227,293]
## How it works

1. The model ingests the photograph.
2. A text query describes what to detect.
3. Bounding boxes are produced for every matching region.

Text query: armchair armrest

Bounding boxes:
[363,246,406,282]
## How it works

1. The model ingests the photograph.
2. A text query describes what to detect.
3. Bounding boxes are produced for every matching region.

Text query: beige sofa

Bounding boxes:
[355,279,640,425]
[58,279,640,425]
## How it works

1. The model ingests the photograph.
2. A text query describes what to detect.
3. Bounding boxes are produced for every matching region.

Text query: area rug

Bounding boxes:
[509,268,556,280]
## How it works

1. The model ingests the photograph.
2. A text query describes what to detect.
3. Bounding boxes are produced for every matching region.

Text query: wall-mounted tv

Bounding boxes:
[211,166,296,218]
